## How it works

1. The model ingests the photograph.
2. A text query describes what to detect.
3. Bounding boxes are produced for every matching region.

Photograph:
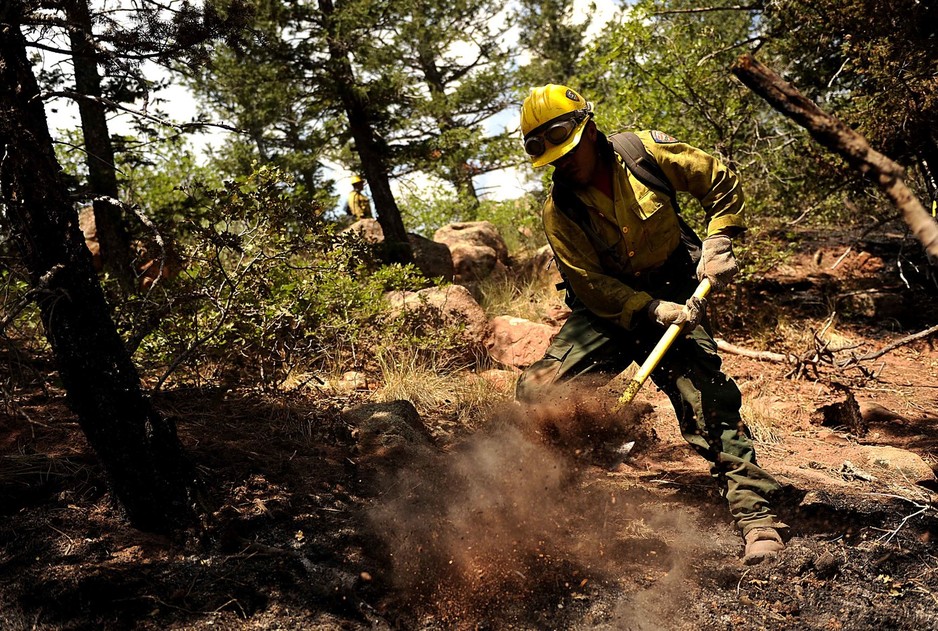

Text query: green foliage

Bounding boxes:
[477,195,546,255]
[574,0,873,227]
[398,182,474,237]
[119,165,467,390]
[114,132,220,224]
[764,0,938,164]
[514,0,594,87]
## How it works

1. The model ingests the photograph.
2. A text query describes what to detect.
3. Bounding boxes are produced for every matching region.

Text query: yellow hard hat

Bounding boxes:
[521,84,592,168]
[350,174,363,185]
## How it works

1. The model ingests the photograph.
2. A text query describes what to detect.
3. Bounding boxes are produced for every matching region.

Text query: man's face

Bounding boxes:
[551,122,597,186]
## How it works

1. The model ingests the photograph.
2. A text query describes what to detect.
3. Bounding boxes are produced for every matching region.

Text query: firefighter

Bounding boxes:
[344,174,373,220]
[517,83,788,565]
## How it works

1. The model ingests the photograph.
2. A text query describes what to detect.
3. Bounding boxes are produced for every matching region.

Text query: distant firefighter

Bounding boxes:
[343,174,373,220]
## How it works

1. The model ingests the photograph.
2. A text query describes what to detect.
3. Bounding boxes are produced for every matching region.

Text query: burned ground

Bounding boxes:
[1,230,937,630]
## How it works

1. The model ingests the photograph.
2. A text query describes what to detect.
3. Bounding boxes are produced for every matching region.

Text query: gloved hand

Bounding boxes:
[646,295,707,331]
[696,235,738,290]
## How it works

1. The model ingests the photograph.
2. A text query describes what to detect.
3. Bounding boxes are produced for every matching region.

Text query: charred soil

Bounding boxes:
[1,229,937,630]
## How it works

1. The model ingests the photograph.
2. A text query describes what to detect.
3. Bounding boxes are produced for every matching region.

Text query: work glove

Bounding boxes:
[646,295,707,331]
[696,235,738,291]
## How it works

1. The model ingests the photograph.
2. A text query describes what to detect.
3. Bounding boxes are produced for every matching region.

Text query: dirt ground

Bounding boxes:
[2,230,937,630]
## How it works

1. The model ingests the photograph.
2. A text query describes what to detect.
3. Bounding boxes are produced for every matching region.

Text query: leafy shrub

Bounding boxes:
[119,166,467,390]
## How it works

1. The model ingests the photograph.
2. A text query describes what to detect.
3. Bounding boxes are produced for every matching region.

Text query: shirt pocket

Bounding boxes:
[632,191,681,256]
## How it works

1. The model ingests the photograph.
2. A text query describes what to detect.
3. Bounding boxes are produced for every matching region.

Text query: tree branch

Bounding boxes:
[38,90,244,134]
[653,5,760,15]
[731,53,938,259]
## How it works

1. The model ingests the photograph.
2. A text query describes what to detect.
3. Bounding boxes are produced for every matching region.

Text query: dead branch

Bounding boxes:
[715,338,794,364]
[839,323,938,367]
[731,53,938,260]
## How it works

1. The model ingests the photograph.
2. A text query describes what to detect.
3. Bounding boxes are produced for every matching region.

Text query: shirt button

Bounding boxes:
[628,251,635,257]
[622,226,630,235]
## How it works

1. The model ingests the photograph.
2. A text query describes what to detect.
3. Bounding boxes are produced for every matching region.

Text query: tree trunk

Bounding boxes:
[63,0,135,289]
[731,53,938,260]
[0,3,198,533]
[318,0,413,265]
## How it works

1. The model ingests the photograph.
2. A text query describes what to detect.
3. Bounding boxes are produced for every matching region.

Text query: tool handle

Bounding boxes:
[616,278,712,408]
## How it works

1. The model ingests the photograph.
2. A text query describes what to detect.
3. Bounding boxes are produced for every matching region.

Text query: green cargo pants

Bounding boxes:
[516,294,784,536]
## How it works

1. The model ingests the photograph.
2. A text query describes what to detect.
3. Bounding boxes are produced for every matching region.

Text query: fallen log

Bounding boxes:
[715,338,793,364]
[731,53,938,260]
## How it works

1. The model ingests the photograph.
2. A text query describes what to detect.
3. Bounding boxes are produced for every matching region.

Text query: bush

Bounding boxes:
[119,166,470,390]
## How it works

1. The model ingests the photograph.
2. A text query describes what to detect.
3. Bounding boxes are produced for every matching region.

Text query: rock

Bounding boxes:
[343,218,455,280]
[474,368,520,392]
[342,400,432,454]
[408,233,455,281]
[384,284,491,349]
[858,446,935,482]
[449,242,507,283]
[336,371,368,392]
[841,290,905,320]
[434,221,509,266]
[344,217,384,243]
[544,304,572,326]
[515,244,563,286]
[814,550,840,578]
[858,401,907,424]
[487,316,559,369]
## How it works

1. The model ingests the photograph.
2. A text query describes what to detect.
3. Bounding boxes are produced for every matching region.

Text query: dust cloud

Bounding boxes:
[368,382,714,624]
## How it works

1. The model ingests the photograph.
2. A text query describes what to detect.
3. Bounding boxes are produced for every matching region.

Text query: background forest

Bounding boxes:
[1,0,937,629]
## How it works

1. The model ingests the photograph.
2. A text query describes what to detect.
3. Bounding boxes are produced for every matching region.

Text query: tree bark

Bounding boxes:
[0,4,197,533]
[318,0,413,265]
[63,0,134,288]
[731,53,938,259]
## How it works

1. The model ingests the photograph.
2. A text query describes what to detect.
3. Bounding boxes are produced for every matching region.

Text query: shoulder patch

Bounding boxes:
[650,130,679,144]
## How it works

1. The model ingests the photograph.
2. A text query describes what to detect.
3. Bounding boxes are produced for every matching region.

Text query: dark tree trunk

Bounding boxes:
[318,0,413,265]
[63,0,134,289]
[0,3,197,533]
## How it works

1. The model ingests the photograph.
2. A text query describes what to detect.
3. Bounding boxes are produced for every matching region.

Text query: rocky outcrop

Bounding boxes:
[385,284,491,349]
[487,316,559,369]
[434,221,510,283]
[345,218,455,280]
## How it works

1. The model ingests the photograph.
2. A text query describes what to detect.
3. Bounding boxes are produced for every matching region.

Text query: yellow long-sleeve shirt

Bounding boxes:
[544,130,746,330]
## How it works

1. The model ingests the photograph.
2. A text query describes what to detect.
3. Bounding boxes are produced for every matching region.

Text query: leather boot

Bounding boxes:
[742,527,785,565]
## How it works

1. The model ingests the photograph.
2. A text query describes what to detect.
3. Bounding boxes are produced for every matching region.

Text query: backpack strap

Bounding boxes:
[610,131,703,253]
[609,131,676,204]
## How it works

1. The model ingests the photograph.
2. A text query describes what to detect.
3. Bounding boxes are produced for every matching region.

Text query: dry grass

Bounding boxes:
[474,273,562,322]
[372,350,514,431]
[741,398,784,445]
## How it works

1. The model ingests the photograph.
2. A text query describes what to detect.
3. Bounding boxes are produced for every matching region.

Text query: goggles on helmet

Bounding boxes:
[523,109,591,159]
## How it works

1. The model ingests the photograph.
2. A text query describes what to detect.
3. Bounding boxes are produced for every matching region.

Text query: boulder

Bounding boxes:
[434,221,510,266]
[449,242,509,283]
[345,217,385,243]
[385,284,491,348]
[342,400,432,455]
[409,233,455,280]
[344,218,455,280]
[487,315,560,369]
[858,445,935,483]
[516,244,563,286]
